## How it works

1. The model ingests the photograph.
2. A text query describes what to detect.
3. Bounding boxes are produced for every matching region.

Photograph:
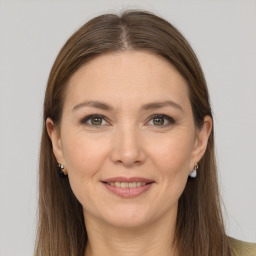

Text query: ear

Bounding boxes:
[190,115,212,169]
[46,118,66,167]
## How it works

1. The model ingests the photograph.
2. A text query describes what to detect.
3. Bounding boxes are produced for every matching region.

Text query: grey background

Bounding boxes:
[0,0,255,255]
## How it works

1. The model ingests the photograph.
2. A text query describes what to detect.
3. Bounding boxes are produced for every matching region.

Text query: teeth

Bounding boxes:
[107,182,147,188]
[115,182,121,187]
[128,182,136,188]
[121,182,128,188]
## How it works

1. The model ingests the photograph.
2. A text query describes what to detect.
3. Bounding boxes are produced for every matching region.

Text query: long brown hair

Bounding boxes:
[35,9,230,256]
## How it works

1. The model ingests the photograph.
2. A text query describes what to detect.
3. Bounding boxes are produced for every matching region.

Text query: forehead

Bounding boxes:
[64,50,190,109]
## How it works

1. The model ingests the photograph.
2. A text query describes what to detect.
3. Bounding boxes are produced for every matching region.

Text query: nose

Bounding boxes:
[110,125,146,167]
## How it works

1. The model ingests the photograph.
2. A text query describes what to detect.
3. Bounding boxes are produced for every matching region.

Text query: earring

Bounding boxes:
[189,163,198,178]
[58,163,67,177]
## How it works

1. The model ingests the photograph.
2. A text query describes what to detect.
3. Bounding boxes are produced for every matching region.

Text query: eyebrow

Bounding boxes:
[141,101,183,112]
[72,101,112,111]
[72,100,183,112]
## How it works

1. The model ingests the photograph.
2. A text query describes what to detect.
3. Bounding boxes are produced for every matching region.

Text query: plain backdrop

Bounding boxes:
[0,0,255,255]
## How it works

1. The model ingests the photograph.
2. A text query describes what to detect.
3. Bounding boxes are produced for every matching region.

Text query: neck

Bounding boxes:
[84,211,178,256]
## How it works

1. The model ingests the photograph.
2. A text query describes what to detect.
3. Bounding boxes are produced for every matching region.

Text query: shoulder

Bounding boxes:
[229,237,256,256]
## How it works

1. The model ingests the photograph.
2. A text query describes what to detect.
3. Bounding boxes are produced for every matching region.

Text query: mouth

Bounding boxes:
[104,181,149,188]
[101,177,155,198]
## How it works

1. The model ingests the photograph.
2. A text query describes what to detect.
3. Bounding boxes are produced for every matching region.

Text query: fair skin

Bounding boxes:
[47,51,212,256]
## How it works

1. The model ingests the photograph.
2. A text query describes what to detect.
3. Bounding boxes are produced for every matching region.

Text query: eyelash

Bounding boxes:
[147,114,175,126]
[80,113,176,128]
[80,114,108,127]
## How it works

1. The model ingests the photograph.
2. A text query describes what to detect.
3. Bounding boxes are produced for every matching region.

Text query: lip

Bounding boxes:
[101,177,155,199]
[102,176,154,183]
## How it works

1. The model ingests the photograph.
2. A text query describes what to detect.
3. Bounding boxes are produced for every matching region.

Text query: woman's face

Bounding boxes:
[48,51,211,228]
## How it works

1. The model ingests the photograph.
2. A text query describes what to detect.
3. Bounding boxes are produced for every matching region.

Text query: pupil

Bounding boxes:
[92,117,102,125]
[153,117,164,125]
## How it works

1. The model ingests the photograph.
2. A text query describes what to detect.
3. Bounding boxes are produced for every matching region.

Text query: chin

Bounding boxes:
[106,216,149,229]
[98,205,153,229]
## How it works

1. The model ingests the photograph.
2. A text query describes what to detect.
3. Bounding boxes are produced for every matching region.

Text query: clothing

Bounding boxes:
[229,237,256,256]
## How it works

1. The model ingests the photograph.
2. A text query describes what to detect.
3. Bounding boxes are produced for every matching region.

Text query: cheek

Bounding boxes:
[61,132,110,207]
[61,131,109,178]
[149,131,194,175]
[147,130,194,201]
[141,132,195,215]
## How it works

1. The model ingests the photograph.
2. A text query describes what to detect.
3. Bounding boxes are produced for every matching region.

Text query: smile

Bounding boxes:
[106,181,146,188]
[101,177,155,198]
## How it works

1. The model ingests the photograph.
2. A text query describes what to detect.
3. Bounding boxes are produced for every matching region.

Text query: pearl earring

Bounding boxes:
[58,163,67,177]
[189,163,198,178]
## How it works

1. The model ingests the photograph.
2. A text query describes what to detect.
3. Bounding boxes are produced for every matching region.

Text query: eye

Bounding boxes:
[148,114,175,127]
[80,114,108,127]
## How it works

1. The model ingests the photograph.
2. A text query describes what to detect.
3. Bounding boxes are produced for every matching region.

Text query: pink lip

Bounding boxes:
[102,176,154,183]
[101,177,155,199]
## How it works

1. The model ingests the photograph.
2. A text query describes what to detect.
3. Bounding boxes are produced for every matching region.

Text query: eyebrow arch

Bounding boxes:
[72,101,112,112]
[141,100,183,112]
[72,100,183,112]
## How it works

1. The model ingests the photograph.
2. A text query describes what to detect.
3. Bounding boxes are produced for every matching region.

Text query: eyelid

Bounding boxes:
[80,113,175,127]
[80,114,109,126]
[146,113,176,126]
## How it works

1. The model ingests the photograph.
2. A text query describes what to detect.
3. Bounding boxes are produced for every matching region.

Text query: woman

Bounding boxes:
[34,10,256,256]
